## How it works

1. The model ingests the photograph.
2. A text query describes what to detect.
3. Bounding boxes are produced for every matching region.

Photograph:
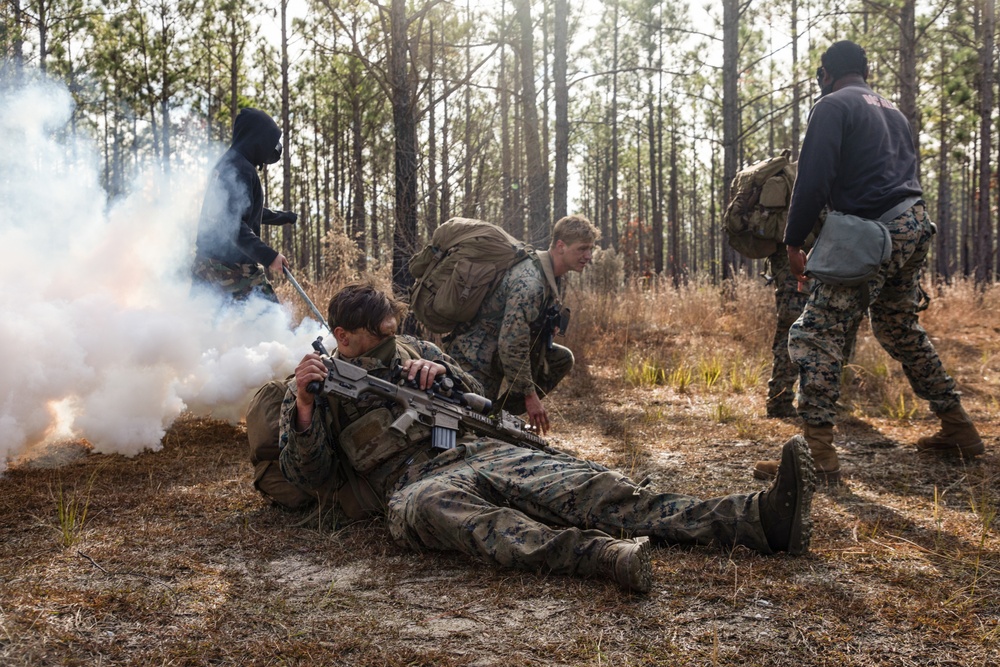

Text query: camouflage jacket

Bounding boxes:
[278,335,482,517]
[446,254,558,398]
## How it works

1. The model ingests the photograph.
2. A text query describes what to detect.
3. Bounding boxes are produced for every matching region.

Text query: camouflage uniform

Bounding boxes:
[192,256,279,303]
[446,254,573,414]
[765,249,811,415]
[766,248,857,416]
[279,337,776,582]
[790,204,958,426]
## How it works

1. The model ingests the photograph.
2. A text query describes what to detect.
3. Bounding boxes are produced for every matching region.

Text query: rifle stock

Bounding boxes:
[308,337,550,452]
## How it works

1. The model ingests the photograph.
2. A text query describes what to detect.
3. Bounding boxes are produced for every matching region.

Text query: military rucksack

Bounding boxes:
[408,218,534,334]
[723,150,798,259]
[247,378,316,510]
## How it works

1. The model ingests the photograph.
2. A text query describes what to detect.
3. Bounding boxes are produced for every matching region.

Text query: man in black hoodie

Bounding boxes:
[193,108,297,303]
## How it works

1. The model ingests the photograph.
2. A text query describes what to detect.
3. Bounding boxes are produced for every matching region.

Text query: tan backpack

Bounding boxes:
[247,378,316,510]
[723,151,798,259]
[408,218,533,333]
[246,377,383,520]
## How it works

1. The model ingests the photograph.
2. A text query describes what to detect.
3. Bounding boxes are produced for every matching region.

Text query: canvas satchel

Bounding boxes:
[804,212,891,287]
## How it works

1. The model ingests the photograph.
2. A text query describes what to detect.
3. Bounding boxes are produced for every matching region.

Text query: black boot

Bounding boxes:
[758,436,816,555]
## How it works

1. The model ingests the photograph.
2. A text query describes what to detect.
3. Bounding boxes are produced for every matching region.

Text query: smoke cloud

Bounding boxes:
[0,80,324,471]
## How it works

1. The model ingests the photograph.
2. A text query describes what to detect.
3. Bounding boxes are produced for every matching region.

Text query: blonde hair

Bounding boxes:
[551,214,600,248]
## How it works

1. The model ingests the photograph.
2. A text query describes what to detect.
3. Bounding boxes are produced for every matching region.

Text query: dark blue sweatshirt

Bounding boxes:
[783,82,922,247]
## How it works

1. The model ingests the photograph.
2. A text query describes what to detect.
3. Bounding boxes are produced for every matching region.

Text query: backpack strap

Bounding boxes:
[533,249,562,305]
[528,250,564,377]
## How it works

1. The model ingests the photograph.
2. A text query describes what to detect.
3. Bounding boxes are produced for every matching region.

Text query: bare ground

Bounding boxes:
[2,281,999,666]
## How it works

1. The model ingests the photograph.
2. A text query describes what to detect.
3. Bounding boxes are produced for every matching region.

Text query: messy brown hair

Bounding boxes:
[327,280,407,336]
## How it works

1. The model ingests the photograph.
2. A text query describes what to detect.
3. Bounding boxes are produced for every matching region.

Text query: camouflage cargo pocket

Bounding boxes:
[339,408,412,473]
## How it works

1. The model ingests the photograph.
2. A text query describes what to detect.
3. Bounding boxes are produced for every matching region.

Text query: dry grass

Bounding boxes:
[2,276,999,666]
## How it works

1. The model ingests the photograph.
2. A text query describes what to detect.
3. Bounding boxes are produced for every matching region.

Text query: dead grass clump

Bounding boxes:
[275,256,393,330]
[565,273,774,358]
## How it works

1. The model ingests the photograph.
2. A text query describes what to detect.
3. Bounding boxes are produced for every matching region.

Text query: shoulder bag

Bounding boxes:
[805,196,921,287]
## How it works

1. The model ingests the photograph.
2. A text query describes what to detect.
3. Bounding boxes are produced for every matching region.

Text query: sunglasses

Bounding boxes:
[816,66,826,87]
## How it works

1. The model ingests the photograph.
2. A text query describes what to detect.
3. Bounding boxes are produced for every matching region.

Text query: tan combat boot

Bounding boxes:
[593,537,653,594]
[916,406,985,459]
[754,423,841,485]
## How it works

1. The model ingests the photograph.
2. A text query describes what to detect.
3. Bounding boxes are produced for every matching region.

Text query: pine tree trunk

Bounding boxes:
[427,22,439,236]
[390,0,419,294]
[280,0,294,259]
[975,0,995,284]
[552,0,569,222]
[721,0,740,280]
[515,0,551,246]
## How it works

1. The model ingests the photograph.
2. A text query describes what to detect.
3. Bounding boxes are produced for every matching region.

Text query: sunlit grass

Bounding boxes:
[51,471,97,548]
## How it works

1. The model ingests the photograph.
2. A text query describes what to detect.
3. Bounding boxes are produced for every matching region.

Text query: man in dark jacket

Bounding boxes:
[754,40,984,484]
[193,108,297,303]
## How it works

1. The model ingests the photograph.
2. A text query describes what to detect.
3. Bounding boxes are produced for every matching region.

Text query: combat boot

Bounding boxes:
[758,435,816,554]
[593,537,653,594]
[916,406,985,459]
[754,423,841,484]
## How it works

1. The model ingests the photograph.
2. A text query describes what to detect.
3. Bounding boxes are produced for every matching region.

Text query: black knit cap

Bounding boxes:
[821,40,868,81]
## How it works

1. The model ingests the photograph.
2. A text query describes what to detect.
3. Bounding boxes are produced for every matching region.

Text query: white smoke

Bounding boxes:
[0,80,325,470]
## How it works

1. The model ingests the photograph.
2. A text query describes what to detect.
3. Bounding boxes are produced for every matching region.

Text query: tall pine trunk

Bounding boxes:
[552,0,569,222]
[975,0,995,285]
[390,0,419,294]
[515,0,551,246]
[280,0,294,259]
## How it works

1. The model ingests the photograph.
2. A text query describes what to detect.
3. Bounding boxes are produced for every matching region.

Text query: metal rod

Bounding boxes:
[282,266,331,333]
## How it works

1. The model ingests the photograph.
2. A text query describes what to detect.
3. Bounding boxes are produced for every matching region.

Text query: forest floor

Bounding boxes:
[2,276,999,666]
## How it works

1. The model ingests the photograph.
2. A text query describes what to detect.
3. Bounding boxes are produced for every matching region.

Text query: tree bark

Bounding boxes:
[514,0,551,246]
[427,22,438,235]
[668,105,679,287]
[462,0,474,217]
[648,94,661,275]
[610,0,620,251]
[935,39,951,281]
[281,0,294,258]
[389,0,419,294]
[500,1,515,233]
[975,0,994,285]
[898,0,920,176]
[552,0,569,222]
[721,0,740,280]
[791,0,800,158]
[351,43,367,269]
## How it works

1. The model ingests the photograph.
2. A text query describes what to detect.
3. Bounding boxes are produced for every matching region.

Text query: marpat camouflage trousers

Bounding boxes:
[766,250,811,412]
[486,343,574,415]
[767,250,858,413]
[789,204,959,426]
[386,440,773,578]
[192,256,279,303]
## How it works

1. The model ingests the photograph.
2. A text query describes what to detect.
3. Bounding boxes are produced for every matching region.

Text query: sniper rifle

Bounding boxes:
[306,337,552,453]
